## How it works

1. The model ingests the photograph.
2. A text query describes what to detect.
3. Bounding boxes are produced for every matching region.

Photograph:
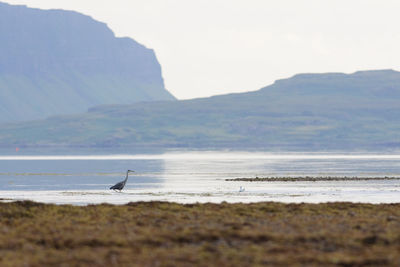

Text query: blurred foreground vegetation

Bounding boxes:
[0,201,400,266]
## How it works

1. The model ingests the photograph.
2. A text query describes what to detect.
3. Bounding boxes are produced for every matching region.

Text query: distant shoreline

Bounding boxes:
[226,176,400,182]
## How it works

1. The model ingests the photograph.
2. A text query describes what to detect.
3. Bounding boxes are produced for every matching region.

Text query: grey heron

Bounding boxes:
[110,170,134,191]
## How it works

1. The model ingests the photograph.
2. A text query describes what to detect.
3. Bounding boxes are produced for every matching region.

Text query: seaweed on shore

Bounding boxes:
[226,176,400,182]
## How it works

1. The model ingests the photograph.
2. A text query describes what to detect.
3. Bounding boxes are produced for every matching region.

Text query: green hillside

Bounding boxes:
[1,70,400,150]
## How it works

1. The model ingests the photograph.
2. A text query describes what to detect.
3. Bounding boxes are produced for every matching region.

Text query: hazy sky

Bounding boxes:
[5,0,400,99]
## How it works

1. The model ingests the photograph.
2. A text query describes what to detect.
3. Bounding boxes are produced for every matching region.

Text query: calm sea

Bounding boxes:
[0,151,400,204]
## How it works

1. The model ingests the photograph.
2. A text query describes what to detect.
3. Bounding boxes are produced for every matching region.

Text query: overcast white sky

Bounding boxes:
[5,0,400,99]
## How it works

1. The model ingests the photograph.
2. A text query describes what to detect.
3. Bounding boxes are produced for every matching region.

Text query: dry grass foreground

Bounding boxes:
[1,201,400,266]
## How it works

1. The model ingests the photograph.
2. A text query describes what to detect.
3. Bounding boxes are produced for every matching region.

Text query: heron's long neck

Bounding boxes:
[123,171,129,184]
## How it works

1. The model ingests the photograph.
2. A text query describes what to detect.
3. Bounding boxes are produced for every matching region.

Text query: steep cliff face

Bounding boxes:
[0,2,175,122]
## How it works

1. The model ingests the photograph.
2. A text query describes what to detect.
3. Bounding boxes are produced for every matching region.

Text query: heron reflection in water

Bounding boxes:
[110,170,134,192]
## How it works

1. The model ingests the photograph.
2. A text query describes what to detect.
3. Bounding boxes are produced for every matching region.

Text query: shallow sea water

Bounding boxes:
[0,151,400,205]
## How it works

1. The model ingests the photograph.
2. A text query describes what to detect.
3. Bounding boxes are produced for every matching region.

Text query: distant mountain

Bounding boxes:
[1,69,400,150]
[0,2,175,123]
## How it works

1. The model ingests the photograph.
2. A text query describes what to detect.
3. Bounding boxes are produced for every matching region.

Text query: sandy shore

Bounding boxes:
[1,201,399,266]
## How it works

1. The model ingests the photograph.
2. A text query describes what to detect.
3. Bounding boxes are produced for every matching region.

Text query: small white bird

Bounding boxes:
[239,186,245,192]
